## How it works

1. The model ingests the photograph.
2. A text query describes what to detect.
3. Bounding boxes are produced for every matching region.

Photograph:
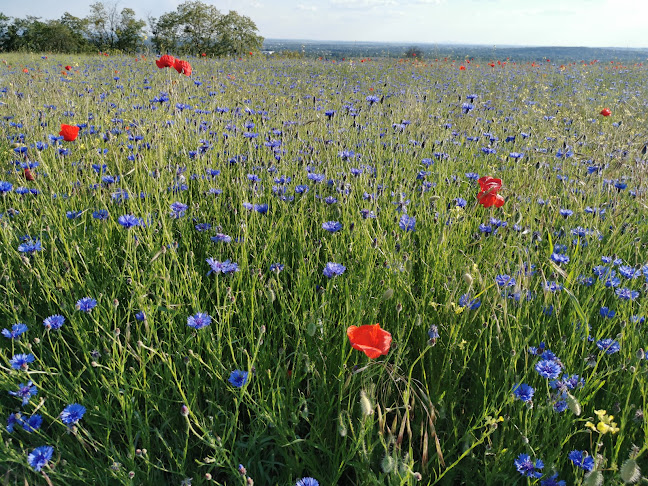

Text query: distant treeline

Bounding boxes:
[0,0,263,56]
[263,39,648,64]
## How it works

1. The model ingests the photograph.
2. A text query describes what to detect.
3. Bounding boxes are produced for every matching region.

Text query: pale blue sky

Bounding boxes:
[3,0,647,48]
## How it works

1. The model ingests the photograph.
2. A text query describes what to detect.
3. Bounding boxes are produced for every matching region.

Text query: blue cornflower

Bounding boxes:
[6,413,20,433]
[22,414,43,432]
[66,211,82,219]
[559,209,573,218]
[10,353,35,370]
[535,359,562,379]
[514,453,543,478]
[551,253,570,264]
[541,473,566,486]
[206,258,239,275]
[550,374,584,391]
[461,102,474,113]
[211,233,232,243]
[479,224,492,234]
[618,265,640,279]
[9,381,37,406]
[596,338,620,354]
[0,181,13,193]
[2,323,28,339]
[509,152,524,159]
[543,281,563,292]
[270,263,284,273]
[228,369,249,388]
[540,350,559,362]
[28,446,54,472]
[458,294,481,310]
[366,95,380,104]
[512,383,535,403]
[323,262,346,278]
[76,297,97,312]
[296,478,319,486]
[322,221,343,233]
[43,315,65,330]
[568,450,594,471]
[615,287,639,300]
[553,400,568,412]
[599,306,615,318]
[324,196,337,205]
[455,198,467,207]
[117,214,142,228]
[495,274,516,287]
[295,184,309,194]
[135,311,146,321]
[399,214,416,231]
[60,404,86,425]
[194,223,212,232]
[170,202,188,218]
[17,240,42,254]
[92,209,109,220]
[427,325,439,341]
[187,312,212,330]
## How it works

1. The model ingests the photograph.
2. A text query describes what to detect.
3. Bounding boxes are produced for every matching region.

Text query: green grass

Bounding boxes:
[0,52,647,485]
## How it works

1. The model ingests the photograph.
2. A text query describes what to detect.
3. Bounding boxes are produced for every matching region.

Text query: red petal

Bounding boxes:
[347,324,392,359]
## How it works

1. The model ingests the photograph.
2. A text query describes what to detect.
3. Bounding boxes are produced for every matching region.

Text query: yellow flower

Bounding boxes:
[586,409,619,434]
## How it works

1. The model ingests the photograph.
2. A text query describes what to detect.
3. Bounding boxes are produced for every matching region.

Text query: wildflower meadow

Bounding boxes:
[0,53,647,485]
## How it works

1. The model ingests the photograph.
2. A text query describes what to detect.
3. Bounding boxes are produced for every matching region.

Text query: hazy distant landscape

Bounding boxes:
[264,38,648,62]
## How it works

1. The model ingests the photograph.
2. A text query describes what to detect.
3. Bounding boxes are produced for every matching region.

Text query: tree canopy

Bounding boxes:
[150,1,263,56]
[0,0,263,55]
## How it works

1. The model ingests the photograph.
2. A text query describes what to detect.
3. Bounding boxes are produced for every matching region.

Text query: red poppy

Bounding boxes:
[459,66,466,70]
[347,323,392,359]
[477,191,505,208]
[600,108,611,117]
[477,176,502,193]
[65,65,72,71]
[23,168,35,181]
[155,55,175,69]
[59,124,80,142]
[173,59,192,76]
[477,176,505,208]
[201,53,206,57]
[22,68,28,73]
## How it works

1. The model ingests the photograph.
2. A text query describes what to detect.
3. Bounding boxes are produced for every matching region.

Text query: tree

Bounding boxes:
[0,13,10,49]
[114,8,146,52]
[151,1,221,54]
[215,10,263,56]
[86,2,118,50]
[405,46,423,59]
[86,2,145,52]
[150,1,263,57]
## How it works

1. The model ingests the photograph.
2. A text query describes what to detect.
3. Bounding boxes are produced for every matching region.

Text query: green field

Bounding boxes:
[0,53,647,485]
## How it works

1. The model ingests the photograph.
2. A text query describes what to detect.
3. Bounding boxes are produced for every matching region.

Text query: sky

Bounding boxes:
[2,0,647,48]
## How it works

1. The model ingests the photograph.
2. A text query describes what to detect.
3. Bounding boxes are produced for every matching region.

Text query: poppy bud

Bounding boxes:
[180,404,189,417]
[463,272,473,286]
[381,454,395,473]
[567,392,581,416]
[359,390,373,416]
[583,471,603,486]
[619,458,640,483]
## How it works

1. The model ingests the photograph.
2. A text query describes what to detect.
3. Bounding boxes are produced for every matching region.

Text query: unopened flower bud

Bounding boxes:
[619,458,640,483]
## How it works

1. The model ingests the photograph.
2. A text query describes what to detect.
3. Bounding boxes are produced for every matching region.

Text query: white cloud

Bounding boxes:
[330,0,400,8]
